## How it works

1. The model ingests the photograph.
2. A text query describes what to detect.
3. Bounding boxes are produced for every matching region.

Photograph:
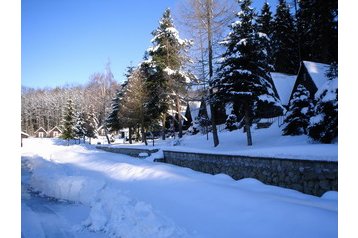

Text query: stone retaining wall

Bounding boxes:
[96,146,159,157]
[162,150,338,196]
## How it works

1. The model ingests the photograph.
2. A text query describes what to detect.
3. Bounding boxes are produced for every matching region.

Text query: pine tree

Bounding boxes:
[61,98,76,144]
[196,99,211,134]
[225,113,239,131]
[257,1,273,38]
[213,0,283,146]
[297,0,338,64]
[272,0,299,74]
[307,73,338,143]
[256,1,274,68]
[85,106,98,144]
[105,88,124,133]
[148,8,193,139]
[74,111,87,143]
[282,85,313,135]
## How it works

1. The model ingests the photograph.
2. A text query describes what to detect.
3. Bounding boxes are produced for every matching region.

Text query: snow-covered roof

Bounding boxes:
[188,101,201,121]
[97,125,107,130]
[303,61,330,89]
[48,126,62,133]
[271,72,296,105]
[21,131,29,137]
[34,127,47,133]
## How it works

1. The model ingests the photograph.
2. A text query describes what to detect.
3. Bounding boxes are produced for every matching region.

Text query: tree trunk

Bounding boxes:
[129,127,133,144]
[161,114,166,140]
[244,109,253,146]
[104,126,111,144]
[141,126,148,146]
[176,95,183,138]
[206,0,219,147]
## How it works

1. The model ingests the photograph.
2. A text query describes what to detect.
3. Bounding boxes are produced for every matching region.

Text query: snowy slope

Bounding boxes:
[108,121,338,161]
[22,139,337,238]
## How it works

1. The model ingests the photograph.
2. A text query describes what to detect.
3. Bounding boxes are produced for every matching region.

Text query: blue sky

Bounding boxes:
[22,0,274,88]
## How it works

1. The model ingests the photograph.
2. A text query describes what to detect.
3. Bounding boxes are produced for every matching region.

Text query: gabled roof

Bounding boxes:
[303,61,330,89]
[271,72,297,105]
[34,127,47,133]
[48,126,62,133]
[97,125,106,130]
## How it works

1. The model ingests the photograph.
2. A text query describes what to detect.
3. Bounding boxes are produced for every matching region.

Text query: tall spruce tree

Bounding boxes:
[213,0,283,146]
[148,8,192,139]
[272,0,299,74]
[257,1,273,38]
[74,111,87,143]
[105,88,124,133]
[297,0,338,64]
[282,85,313,135]
[256,1,274,67]
[61,98,76,144]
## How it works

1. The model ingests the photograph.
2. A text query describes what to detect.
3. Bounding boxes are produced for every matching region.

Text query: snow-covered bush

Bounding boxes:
[307,78,338,143]
[225,113,239,131]
[282,84,313,135]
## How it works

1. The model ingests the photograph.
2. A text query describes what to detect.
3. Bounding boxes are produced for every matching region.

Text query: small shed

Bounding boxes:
[48,126,62,138]
[34,127,47,138]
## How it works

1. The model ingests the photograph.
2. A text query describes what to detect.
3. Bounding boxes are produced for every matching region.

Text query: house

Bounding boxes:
[97,125,109,136]
[21,131,29,147]
[34,127,47,138]
[289,61,331,104]
[48,126,62,138]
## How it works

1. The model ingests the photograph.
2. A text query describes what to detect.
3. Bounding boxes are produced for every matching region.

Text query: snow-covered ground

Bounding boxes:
[102,121,338,161]
[21,137,337,238]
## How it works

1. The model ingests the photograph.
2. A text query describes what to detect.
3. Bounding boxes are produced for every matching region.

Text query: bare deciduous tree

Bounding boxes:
[176,0,236,146]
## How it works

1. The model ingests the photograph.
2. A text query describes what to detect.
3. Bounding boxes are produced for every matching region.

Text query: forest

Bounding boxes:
[21,0,338,146]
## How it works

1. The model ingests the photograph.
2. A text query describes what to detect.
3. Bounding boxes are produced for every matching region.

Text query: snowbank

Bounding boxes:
[25,155,187,238]
[21,139,337,238]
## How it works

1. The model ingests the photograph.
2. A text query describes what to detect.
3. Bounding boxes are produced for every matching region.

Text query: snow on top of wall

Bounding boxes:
[303,61,330,89]
[271,72,296,105]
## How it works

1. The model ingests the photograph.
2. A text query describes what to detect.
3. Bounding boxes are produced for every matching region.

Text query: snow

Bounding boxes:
[188,101,201,121]
[316,77,338,102]
[303,61,330,89]
[22,138,337,238]
[22,131,30,137]
[271,72,296,105]
[107,121,337,162]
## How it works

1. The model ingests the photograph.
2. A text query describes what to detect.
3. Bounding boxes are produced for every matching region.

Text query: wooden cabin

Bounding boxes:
[34,127,47,138]
[48,126,62,138]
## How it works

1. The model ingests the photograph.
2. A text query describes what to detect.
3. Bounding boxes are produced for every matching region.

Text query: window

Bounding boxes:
[53,131,58,137]
[39,132,44,138]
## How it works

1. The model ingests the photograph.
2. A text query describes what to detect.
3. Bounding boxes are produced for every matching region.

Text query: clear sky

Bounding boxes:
[22,0,274,89]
